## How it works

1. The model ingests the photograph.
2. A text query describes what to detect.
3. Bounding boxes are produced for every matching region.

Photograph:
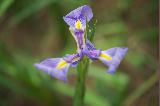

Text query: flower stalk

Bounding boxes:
[73,21,96,106]
[73,57,89,106]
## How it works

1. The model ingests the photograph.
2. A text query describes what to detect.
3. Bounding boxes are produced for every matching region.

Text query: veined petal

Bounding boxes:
[83,48,101,60]
[69,29,86,51]
[98,47,128,74]
[81,5,93,22]
[86,39,96,50]
[34,58,70,82]
[63,5,93,29]
[82,40,101,60]
[63,53,82,67]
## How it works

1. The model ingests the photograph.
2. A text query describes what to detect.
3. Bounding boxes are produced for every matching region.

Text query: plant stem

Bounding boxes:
[73,57,89,106]
[73,20,96,106]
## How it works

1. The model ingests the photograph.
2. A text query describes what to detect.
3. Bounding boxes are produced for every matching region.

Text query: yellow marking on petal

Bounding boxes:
[56,60,67,69]
[100,53,112,61]
[75,19,82,29]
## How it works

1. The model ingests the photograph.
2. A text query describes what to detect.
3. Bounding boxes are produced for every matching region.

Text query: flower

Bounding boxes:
[34,5,128,82]
[63,5,93,30]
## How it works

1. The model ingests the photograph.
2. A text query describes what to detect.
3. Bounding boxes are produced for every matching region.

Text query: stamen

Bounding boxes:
[100,53,112,61]
[57,60,67,69]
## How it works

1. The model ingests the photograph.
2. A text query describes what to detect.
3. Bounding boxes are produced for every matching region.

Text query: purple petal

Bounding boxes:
[73,29,85,51]
[98,47,128,74]
[34,58,70,82]
[86,39,96,50]
[63,5,93,28]
[83,49,101,60]
[82,40,100,60]
[81,5,93,22]
[63,53,82,67]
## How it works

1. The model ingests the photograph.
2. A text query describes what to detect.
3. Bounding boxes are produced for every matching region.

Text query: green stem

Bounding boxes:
[73,57,89,106]
[73,20,96,106]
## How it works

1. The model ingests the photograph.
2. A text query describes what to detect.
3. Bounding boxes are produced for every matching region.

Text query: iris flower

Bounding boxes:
[34,5,128,82]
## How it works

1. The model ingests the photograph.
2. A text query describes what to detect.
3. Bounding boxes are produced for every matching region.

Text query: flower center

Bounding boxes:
[75,19,82,29]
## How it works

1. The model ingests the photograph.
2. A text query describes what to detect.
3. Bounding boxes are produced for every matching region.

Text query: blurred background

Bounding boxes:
[0,0,158,106]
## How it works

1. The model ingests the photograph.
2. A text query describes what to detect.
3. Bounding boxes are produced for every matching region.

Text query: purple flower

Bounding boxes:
[63,5,93,30]
[34,5,128,81]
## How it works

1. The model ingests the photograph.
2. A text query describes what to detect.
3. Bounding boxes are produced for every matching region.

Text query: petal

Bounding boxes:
[63,5,93,28]
[80,5,93,27]
[63,53,82,67]
[83,49,101,60]
[86,39,96,50]
[70,29,86,51]
[82,40,100,60]
[63,6,83,28]
[81,5,93,22]
[34,58,70,82]
[74,30,86,50]
[98,47,128,74]
[63,17,76,28]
